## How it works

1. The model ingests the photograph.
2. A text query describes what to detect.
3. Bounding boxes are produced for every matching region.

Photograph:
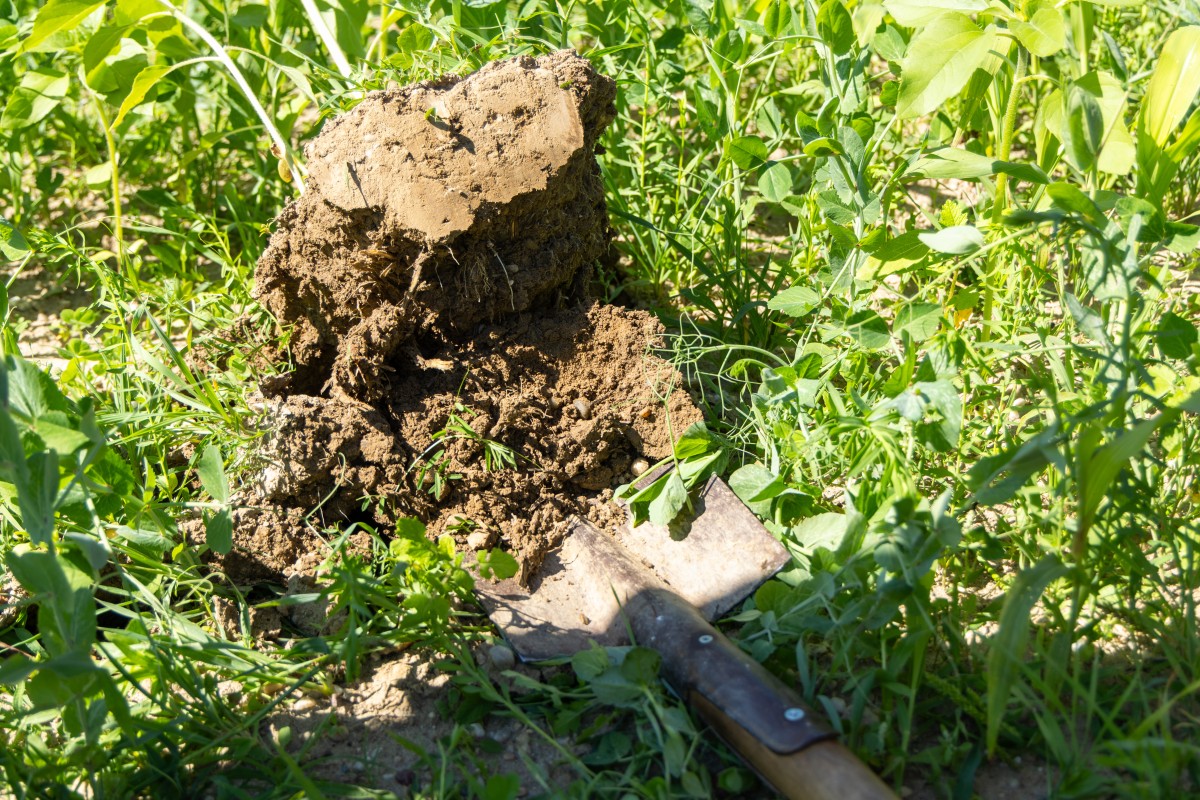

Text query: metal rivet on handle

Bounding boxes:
[784,707,806,722]
[698,634,714,644]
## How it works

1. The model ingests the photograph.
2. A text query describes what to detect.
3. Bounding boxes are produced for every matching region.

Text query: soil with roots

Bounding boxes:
[223,51,701,587]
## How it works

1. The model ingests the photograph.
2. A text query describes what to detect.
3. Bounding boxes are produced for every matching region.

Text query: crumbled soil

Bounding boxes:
[260,648,585,796]
[231,51,701,585]
[243,302,700,583]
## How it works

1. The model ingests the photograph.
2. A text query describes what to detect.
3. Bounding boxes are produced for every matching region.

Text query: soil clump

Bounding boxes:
[233,51,701,584]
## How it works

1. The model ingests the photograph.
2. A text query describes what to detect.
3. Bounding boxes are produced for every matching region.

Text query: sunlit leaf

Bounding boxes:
[1141,26,1200,146]
[918,225,984,255]
[883,0,988,27]
[1009,5,1065,57]
[897,14,1005,118]
[20,0,105,53]
[768,285,821,317]
[726,135,768,170]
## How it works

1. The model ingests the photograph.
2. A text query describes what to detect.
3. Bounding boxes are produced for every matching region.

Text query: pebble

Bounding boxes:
[489,644,516,670]
[468,528,496,550]
[631,458,650,476]
[468,722,486,738]
[573,397,593,420]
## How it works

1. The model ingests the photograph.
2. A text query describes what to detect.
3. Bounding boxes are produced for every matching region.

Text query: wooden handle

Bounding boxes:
[625,588,897,800]
[692,692,897,800]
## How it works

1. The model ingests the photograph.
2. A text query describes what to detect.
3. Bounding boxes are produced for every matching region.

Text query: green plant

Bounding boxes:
[3,0,1200,795]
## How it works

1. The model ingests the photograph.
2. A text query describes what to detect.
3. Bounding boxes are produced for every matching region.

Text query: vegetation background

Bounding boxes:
[1,0,1199,797]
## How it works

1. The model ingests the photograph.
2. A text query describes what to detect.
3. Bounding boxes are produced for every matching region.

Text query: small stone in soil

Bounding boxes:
[489,644,517,670]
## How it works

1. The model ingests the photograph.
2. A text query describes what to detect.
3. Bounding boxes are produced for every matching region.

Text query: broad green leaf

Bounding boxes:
[791,512,853,554]
[725,135,768,170]
[196,444,229,504]
[482,775,520,800]
[0,654,37,685]
[918,225,984,255]
[62,532,110,573]
[205,509,233,555]
[762,0,789,38]
[729,463,786,506]
[1065,293,1107,344]
[114,0,159,25]
[757,161,793,202]
[906,148,1049,183]
[20,0,105,53]
[803,137,843,157]
[817,0,854,55]
[1009,5,1065,57]
[1046,182,1104,223]
[86,37,147,99]
[7,549,95,656]
[111,63,175,129]
[969,427,1060,505]
[1089,72,1135,175]
[986,557,1067,754]
[483,549,518,580]
[620,647,661,684]
[843,310,891,350]
[853,1,886,46]
[0,69,69,132]
[883,0,988,27]
[897,14,1005,119]
[571,645,609,682]
[873,25,907,60]
[1041,73,1136,175]
[914,380,962,450]
[768,286,821,317]
[20,451,60,546]
[0,220,29,261]
[83,24,129,75]
[30,417,90,455]
[1141,26,1200,146]
[1165,221,1200,253]
[1167,107,1200,162]
[1064,85,1104,172]
[872,230,930,262]
[1081,414,1169,532]
[7,357,70,419]
[894,303,942,341]
[648,470,688,526]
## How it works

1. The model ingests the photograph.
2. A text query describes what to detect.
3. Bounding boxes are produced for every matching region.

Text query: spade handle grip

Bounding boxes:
[626,588,897,800]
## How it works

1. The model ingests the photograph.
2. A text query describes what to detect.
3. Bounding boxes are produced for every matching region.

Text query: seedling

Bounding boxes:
[434,406,519,473]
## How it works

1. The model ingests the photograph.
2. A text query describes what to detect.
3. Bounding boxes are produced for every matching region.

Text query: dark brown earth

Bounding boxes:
[254,50,617,403]
[227,51,701,584]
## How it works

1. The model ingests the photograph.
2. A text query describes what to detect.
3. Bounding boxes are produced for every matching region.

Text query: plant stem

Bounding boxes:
[992,46,1028,224]
[161,1,305,190]
[296,0,354,78]
[90,94,124,267]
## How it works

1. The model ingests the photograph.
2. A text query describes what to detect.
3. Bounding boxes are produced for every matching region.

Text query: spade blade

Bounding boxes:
[475,475,789,661]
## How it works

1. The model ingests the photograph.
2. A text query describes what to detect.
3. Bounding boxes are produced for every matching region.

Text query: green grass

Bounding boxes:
[2,0,1200,797]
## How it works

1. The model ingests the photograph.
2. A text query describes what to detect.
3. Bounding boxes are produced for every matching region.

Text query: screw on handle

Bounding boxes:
[623,587,898,800]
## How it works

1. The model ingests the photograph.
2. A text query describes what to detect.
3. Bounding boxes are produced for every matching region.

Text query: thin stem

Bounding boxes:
[89,94,125,266]
[160,0,304,190]
[296,0,353,78]
[992,46,1028,224]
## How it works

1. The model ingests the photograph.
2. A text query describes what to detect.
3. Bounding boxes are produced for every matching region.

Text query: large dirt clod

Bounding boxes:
[255,51,617,401]
[239,52,701,584]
